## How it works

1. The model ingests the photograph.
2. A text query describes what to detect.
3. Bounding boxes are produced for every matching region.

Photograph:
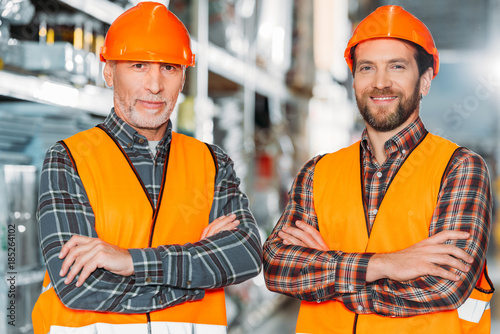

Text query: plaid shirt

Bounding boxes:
[263,117,492,317]
[38,109,262,313]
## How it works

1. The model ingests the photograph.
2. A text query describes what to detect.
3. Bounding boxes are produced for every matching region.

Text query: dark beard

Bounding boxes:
[356,79,421,132]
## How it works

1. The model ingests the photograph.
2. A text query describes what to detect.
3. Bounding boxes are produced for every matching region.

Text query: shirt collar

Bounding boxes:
[101,108,173,150]
[360,117,428,156]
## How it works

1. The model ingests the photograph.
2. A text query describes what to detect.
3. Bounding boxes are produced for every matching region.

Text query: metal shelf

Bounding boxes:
[58,0,124,24]
[0,71,112,115]
[194,40,290,100]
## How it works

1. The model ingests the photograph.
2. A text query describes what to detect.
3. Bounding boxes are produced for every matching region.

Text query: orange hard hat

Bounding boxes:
[100,2,195,66]
[344,5,439,78]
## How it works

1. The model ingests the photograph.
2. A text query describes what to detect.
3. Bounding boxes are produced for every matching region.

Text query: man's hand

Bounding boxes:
[59,235,134,287]
[366,230,473,283]
[200,213,240,240]
[278,220,329,251]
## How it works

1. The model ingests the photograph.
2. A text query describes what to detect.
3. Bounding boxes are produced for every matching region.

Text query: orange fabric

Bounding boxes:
[32,128,225,333]
[344,5,439,78]
[100,2,195,66]
[296,134,492,334]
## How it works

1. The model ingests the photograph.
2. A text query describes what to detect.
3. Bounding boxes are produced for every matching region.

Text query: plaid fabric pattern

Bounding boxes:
[361,118,427,231]
[38,109,262,313]
[263,117,492,316]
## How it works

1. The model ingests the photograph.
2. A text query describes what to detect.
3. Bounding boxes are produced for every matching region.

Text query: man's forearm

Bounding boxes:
[366,231,472,283]
[130,216,262,289]
[43,233,205,313]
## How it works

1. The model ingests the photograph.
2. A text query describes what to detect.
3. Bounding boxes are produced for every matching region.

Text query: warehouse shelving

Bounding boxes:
[0,70,112,115]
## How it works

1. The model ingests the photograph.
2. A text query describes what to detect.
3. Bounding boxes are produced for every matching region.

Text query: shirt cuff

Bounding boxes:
[129,248,164,286]
[334,252,374,294]
[340,284,376,314]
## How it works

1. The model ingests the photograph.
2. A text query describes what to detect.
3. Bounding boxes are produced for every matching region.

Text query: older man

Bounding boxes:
[32,3,262,333]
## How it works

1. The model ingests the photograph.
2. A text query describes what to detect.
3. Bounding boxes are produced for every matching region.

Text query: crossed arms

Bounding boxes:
[38,142,262,313]
[263,150,492,316]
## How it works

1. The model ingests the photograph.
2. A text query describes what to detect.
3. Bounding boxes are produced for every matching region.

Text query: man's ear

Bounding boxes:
[180,67,187,92]
[419,67,433,97]
[181,76,186,92]
[103,62,114,88]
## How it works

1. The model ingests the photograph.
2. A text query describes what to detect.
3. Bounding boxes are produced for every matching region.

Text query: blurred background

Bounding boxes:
[0,0,499,333]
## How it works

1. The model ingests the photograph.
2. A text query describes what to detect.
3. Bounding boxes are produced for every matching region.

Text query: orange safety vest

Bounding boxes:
[32,126,227,334]
[296,133,494,334]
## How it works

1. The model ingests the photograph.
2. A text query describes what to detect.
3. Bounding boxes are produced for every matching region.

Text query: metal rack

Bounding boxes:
[0,71,112,115]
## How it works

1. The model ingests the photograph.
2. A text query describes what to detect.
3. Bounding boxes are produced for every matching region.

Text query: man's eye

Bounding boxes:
[133,64,145,69]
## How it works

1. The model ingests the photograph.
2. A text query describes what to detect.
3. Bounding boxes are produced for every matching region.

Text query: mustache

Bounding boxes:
[368,88,399,96]
[137,95,166,103]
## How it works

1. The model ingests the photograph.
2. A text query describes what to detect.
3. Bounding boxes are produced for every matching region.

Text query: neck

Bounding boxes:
[365,128,393,165]
[365,113,419,165]
[135,123,169,141]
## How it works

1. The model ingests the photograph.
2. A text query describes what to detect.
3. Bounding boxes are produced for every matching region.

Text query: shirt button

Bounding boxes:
[139,138,145,144]
[145,277,152,283]
[127,143,132,148]
[357,305,364,312]
[372,209,378,215]
[376,172,383,178]
[187,281,192,286]
[348,284,354,292]
[159,298,163,305]
[402,149,407,154]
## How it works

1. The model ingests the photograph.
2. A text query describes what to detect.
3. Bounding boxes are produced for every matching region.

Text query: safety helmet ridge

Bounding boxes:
[100,2,195,67]
[344,5,439,78]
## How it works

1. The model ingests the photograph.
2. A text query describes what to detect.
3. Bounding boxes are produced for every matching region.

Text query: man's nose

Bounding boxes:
[144,65,163,94]
[372,70,392,90]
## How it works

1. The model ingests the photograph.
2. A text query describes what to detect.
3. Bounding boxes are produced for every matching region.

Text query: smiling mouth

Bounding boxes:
[139,100,164,108]
[371,96,397,101]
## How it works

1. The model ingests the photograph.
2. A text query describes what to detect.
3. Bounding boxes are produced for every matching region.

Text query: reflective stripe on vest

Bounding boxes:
[457,297,490,323]
[458,265,494,326]
[296,133,493,334]
[40,281,52,294]
[48,322,226,334]
[32,127,227,334]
